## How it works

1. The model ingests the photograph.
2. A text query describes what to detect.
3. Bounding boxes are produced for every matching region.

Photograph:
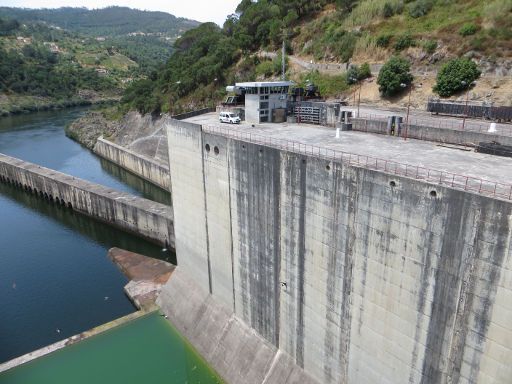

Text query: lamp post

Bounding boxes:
[350,76,362,118]
[357,80,362,118]
[350,77,357,106]
[212,78,218,107]
[461,80,475,131]
[400,82,413,141]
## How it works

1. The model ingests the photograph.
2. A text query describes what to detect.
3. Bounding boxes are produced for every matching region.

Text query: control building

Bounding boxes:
[234,81,293,124]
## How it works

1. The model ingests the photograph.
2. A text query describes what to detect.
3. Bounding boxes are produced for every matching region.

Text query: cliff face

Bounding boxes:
[66,110,170,165]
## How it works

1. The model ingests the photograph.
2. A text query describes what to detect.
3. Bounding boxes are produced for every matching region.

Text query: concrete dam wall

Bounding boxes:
[94,137,171,190]
[165,119,512,384]
[0,153,174,248]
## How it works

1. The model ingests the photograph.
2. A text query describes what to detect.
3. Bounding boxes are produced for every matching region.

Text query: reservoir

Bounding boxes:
[0,312,223,384]
[0,109,173,363]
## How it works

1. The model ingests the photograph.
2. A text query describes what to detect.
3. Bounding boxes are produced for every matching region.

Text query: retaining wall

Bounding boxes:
[0,153,174,248]
[166,119,512,384]
[94,137,170,190]
[352,118,512,146]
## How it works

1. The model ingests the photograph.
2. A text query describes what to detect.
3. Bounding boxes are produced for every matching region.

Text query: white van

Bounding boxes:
[219,112,241,124]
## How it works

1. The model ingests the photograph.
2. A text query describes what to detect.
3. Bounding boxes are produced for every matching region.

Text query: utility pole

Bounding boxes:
[282,40,286,81]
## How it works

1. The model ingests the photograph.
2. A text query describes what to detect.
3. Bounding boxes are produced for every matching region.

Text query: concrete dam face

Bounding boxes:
[164,119,512,384]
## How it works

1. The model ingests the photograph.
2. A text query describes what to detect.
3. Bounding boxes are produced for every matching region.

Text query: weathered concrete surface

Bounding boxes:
[0,153,174,248]
[108,247,174,283]
[166,120,211,294]
[166,118,512,384]
[108,247,174,310]
[352,117,512,147]
[0,310,146,374]
[157,267,319,384]
[94,137,170,190]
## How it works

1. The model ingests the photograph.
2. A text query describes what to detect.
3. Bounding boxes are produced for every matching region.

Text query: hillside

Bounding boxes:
[119,0,512,115]
[0,6,199,37]
[0,7,200,115]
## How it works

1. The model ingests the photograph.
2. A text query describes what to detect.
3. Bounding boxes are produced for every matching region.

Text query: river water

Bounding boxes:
[0,108,173,363]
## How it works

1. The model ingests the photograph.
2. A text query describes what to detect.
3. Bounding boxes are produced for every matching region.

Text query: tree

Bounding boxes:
[377,56,413,97]
[433,58,481,97]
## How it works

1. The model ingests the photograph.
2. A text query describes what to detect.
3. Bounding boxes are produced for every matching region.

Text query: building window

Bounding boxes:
[260,102,269,109]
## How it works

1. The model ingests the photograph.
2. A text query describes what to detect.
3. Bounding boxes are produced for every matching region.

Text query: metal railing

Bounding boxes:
[356,112,512,136]
[203,124,512,201]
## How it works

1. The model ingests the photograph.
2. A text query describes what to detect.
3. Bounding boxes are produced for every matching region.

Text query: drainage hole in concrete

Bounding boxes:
[205,144,211,152]
[302,159,306,164]
[430,190,437,198]
[326,165,331,171]
[259,149,263,154]
[389,181,396,187]
[214,146,220,155]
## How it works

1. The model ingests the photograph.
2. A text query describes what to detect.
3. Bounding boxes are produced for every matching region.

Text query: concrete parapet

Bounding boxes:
[94,137,171,190]
[0,153,174,248]
[352,117,512,146]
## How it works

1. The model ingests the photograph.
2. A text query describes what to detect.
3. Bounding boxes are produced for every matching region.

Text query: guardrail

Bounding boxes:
[172,107,216,121]
[204,124,512,201]
[356,112,512,136]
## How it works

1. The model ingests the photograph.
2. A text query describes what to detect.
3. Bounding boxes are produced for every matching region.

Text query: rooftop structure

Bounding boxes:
[231,81,294,124]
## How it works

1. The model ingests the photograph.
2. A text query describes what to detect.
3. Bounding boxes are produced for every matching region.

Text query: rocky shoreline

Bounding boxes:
[66,110,170,164]
[65,110,120,149]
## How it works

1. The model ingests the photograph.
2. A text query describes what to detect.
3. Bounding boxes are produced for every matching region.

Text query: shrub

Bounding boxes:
[359,62,372,79]
[394,34,416,51]
[347,65,360,84]
[377,56,413,97]
[376,34,392,47]
[459,23,478,36]
[423,39,437,54]
[433,58,481,97]
[383,3,395,18]
[346,62,372,84]
[409,0,433,18]
[255,60,275,77]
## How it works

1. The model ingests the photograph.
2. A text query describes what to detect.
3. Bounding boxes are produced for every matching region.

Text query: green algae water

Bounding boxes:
[0,312,223,384]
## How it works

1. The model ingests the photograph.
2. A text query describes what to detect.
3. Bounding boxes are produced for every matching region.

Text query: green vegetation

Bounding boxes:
[408,0,434,18]
[377,56,413,97]
[299,71,349,97]
[0,6,199,37]
[118,0,510,114]
[255,54,288,78]
[376,34,392,47]
[121,23,238,114]
[434,58,481,97]
[347,63,371,84]
[459,23,478,37]
[0,7,199,115]
[0,19,119,115]
[423,39,437,54]
[394,34,416,51]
